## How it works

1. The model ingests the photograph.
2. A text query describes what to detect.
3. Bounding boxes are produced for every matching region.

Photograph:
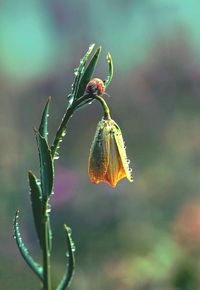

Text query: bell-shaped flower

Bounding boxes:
[88,118,133,187]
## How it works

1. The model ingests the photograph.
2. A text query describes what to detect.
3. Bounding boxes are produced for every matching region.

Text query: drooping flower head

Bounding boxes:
[88,118,133,187]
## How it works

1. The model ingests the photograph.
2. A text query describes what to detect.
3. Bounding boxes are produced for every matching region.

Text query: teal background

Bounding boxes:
[1,1,200,289]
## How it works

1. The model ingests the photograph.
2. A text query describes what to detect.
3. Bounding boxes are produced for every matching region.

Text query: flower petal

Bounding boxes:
[104,130,126,187]
[88,120,110,184]
[112,122,133,183]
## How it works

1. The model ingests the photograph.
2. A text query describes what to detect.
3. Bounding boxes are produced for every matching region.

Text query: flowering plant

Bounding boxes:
[13,44,132,290]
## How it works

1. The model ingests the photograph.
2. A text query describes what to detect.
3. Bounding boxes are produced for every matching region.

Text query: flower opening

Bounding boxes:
[88,118,133,187]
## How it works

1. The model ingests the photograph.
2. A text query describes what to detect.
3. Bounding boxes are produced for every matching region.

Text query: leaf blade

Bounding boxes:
[56,225,75,290]
[35,130,54,200]
[39,96,51,141]
[68,44,95,106]
[75,46,102,100]
[13,209,43,281]
[104,52,113,88]
[28,170,43,249]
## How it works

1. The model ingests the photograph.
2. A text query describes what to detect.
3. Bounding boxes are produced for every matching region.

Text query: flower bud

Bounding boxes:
[88,118,133,187]
[86,78,105,96]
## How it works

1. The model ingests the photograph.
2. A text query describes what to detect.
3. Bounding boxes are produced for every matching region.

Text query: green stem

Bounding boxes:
[51,106,73,159]
[43,201,51,290]
[93,95,111,120]
[51,94,111,159]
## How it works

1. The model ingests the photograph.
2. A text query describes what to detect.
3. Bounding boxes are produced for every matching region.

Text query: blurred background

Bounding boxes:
[1,0,200,289]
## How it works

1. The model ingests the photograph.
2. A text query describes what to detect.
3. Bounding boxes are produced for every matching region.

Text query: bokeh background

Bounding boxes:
[1,1,200,289]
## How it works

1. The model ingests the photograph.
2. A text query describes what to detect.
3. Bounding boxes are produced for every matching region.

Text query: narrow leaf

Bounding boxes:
[56,225,75,290]
[39,96,51,140]
[68,44,95,106]
[35,130,54,200]
[13,210,43,281]
[75,46,102,100]
[104,53,113,88]
[28,171,43,249]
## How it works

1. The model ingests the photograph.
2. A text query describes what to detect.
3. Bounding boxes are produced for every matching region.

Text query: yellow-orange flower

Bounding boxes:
[88,118,133,187]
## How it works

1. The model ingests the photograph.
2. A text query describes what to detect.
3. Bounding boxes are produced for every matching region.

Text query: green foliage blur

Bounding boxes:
[1,1,200,289]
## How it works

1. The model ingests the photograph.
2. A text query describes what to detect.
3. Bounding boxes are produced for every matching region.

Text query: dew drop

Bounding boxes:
[67,227,72,235]
[61,131,66,137]
[74,68,78,76]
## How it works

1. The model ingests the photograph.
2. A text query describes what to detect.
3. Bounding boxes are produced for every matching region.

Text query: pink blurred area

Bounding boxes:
[52,166,79,205]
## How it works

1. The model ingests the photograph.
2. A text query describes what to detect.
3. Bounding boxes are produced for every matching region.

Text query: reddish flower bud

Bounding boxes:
[86,78,105,96]
[88,118,133,187]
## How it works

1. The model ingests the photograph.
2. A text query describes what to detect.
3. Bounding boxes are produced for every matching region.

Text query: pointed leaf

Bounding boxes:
[104,53,113,88]
[39,96,51,140]
[56,225,75,290]
[75,46,101,100]
[68,44,95,106]
[28,171,43,249]
[29,171,53,252]
[13,210,43,281]
[35,130,54,200]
